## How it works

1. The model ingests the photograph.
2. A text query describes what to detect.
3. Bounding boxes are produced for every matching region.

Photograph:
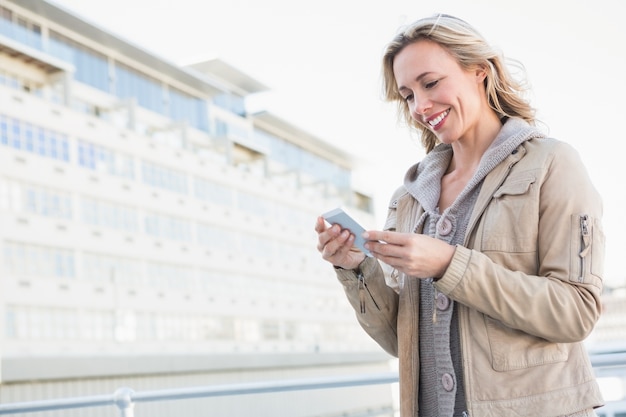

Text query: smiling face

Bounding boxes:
[393,39,492,145]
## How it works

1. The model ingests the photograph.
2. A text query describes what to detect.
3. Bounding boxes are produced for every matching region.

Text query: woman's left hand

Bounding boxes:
[363,230,456,279]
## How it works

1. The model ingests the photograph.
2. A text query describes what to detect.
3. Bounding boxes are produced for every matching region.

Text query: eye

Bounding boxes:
[402,93,414,102]
[424,79,439,89]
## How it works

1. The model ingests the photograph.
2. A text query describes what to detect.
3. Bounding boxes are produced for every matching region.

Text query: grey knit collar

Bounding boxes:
[403,117,546,212]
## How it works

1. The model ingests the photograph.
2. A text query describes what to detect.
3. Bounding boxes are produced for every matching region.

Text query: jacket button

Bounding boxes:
[436,293,451,311]
[437,217,453,236]
[442,373,455,391]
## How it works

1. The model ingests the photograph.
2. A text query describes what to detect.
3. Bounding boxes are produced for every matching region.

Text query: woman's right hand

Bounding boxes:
[315,216,367,270]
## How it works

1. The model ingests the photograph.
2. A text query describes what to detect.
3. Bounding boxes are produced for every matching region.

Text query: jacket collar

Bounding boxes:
[402,118,545,213]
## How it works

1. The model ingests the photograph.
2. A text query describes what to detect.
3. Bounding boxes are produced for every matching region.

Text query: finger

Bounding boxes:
[367,239,401,260]
[322,231,353,260]
[363,230,405,244]
[314,216,328,233]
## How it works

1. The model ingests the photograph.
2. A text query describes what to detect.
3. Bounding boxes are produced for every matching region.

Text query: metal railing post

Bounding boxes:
[113,387,135,417]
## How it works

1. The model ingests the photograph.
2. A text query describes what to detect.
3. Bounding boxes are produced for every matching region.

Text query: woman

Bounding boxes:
[315,14,605,417]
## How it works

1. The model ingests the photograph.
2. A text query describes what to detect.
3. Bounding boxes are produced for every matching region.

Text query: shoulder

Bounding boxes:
[521,138,599,200]
[524,137,580,157]
[388,185,409,208]
[522,137,584,169]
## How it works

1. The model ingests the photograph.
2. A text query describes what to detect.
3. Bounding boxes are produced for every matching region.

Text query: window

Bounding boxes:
[141,160,188,194]
[0,179,72,219]
[0,9,42,50]
[193,177,233,206]
[241,234,275,260]
[236,191,273,217]
[261,129,352,190]
[144,211,192,242]
[115,63,163,114]
[169,87,209,132]
[213,93,246,116]
[4,242,75,279]
[82,252,143,286]
[0,114,70,162]
[145,262,196,290]
[80,196,139,233]
[196,223,238,252]
[48,31,109,92]
[78,140,135,179]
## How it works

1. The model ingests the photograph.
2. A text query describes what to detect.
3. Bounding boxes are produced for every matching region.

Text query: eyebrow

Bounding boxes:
[397,72,433,92]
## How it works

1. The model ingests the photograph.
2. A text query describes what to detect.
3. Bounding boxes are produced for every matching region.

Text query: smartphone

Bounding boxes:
[322,207,372,257]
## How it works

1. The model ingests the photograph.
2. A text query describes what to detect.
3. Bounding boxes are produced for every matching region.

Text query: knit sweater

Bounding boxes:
[402,118,543,416]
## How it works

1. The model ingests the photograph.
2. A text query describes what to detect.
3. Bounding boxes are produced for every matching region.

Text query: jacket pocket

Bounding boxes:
[492,172,536,198]
[481,171,538,253]
[484,315,568,371]
[569,214,604,287]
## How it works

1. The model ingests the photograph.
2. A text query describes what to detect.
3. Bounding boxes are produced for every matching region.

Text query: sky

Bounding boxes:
[50,0,626,286]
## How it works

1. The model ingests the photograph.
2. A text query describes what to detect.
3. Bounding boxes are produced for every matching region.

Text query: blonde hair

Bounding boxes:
[382,14,535,153]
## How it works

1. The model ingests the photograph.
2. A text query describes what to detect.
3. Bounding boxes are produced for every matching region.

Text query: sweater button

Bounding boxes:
[436,293,451,311]
[442,373,455,391]
[437,217,453,236]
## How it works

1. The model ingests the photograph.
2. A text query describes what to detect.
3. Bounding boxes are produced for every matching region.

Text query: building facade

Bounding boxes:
[0,1,395,416]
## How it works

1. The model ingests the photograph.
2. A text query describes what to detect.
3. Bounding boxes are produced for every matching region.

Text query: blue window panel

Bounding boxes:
[77,144,86,166]
[116,65,164,115]
[49,134,57,159]
[96,148,105,165]
[66,254,75,278]
[25,189,37,213]
[61,140,70,162]
[169,90,207,130]
[36,130,46,156]
[11,121,20,149]
[47,37,74,63]
[87,146,96,167]
[54,252,64,277]
[24,124,34,152]
[50,195,60,217]
[0,18,42,51]
[0,117,8,145]
[49,34,109,93]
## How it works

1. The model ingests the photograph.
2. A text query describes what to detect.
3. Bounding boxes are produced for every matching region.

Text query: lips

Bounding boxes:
[427,109,450,128]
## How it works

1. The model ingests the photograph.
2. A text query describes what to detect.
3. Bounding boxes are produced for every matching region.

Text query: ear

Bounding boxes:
[475,66,488,83]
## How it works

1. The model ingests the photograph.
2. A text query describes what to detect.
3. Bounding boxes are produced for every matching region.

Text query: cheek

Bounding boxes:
[464,83,487,109]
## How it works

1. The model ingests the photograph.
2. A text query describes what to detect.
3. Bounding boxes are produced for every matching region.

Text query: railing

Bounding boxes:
[590,351,626,369]
[0,372,400,416]
[594,351,626,417]
[1,350,624,417]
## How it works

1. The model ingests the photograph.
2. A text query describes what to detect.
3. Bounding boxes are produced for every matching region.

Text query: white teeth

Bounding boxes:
[428,110,449,127]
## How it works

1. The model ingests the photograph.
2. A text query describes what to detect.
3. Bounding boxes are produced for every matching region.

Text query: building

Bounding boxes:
[0,1,395,415]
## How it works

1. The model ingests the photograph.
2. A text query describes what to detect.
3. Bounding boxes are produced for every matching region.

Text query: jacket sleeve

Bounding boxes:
[333,187,404,357]
[435,140,605,343]
[335,257,399,356]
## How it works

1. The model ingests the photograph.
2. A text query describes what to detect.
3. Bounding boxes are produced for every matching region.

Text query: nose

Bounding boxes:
[409,93,432,119]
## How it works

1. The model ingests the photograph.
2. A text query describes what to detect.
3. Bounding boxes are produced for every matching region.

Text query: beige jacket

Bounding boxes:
[336,137,605,416]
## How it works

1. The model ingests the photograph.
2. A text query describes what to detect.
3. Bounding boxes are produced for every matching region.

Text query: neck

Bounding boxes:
[448,112,503,175]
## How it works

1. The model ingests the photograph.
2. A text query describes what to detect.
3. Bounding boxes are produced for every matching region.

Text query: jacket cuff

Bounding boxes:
[435,245,471,294]
[335,256,377,285]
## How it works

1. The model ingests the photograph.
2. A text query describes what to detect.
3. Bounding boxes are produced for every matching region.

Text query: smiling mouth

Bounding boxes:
[427,109,450,128]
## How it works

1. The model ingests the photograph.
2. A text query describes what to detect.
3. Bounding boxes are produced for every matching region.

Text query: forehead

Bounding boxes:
[393,40,460,82]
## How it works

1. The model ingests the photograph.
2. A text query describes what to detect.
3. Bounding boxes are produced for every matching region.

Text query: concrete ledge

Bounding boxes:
[1,351,393,382]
